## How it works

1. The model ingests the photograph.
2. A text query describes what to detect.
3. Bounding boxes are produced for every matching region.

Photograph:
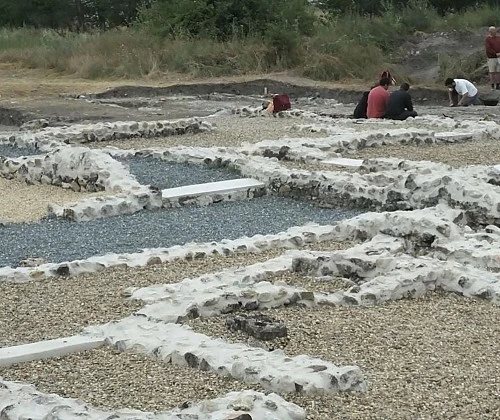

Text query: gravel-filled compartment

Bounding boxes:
[0,346,252,412]
[117,156,242,189]
[188,291,500,419]
[0,196,362,268]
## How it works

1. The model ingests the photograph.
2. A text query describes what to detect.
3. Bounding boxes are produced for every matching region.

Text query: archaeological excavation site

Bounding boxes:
[1,79,500,419]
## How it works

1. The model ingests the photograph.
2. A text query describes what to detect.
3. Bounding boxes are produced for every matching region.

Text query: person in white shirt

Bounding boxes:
[444,78,480,107]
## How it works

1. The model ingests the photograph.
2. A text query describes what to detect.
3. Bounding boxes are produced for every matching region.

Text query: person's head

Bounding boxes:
[444,78,455,89]
[488,26,497,36]
[379,77,391,90]
[400,82,410,91]
[379,70,396,85]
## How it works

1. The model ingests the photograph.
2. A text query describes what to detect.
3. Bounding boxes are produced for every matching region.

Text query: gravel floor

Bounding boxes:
[0,241,351,347]
[189,290,500,419]
[0,251,280,346]
[0,196,361,268]
[354,139,500,167]
[117,157,242,189]
[0,346,252,412]
[92,115,327,149]
[0,143,40,158]
[0,178,106,224]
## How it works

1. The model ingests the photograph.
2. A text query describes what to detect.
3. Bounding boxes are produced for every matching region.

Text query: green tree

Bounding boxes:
[138,0,317,39]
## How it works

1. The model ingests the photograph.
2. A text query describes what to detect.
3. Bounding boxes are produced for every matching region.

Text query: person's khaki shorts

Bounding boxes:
[488,57,500,72]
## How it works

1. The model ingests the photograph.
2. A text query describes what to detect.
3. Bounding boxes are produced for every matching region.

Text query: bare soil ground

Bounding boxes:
[395,28,487,83]
[0,64,452,127]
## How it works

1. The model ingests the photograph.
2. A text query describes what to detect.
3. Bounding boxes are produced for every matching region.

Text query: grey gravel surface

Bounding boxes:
[189,291,500,419]
[0,196,361,268]
[0,143,40,158]
[117,156,241,189]
[0,346,252,412]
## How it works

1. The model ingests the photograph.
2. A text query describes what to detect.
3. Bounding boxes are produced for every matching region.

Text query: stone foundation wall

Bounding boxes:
[0,117,212,151]
[0,147,141,193]
[0,380,306,419]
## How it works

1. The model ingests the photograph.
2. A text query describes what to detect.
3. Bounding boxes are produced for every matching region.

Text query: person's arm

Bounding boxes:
[405,93,413,111]
[448,89,454,106]
[458,92,468,106]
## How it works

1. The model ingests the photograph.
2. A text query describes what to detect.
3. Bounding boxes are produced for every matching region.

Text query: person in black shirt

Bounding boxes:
[384,83,418,120]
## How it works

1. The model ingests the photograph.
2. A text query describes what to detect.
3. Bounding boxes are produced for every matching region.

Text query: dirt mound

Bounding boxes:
[91,79,447,105]
[396,28,487,83]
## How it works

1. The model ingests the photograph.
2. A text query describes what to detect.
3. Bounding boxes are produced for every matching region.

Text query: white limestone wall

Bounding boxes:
[0,380,306,419]
[48,187,163,221]
[292,234,500,306]
[130,252,314,323]
[87,317,367,394]
[0,147,141,193]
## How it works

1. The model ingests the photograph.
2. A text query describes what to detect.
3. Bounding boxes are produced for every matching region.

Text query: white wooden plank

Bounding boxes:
[0,336,105,367]
[162,178,265,199]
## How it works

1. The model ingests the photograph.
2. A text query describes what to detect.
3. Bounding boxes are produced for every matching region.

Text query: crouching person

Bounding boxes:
[445,78,480,106]
[384,83,418,120]
[367,77,391,119]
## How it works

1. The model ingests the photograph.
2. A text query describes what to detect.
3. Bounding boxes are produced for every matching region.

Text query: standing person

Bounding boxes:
[385,83,418,120]
[444,78,480,107]
[367,77,391,119]
[485,26,500,90]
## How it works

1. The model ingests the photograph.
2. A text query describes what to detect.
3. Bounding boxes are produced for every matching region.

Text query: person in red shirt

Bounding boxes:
[367,77,391,119]
[485,26,500,89]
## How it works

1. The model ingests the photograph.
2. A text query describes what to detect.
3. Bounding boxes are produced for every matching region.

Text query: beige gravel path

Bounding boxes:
[0,178,105,223]
[0,346,251,412]
[188,291,500,419]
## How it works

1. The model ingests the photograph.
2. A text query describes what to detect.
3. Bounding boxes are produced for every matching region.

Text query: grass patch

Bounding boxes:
[0,3,495,82]
[438,51,486,82]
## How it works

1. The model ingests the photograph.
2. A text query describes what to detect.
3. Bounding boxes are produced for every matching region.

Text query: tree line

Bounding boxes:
[0,0,498,33]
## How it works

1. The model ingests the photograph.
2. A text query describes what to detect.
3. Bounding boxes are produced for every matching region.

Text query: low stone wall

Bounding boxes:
[0,205,462,283]
[0,147,141,193]
[87,317,367,395]
[132,252,313,323]
[49,186,162,221]
[0,117,211,151]
[292,237,500,306]
[0,380,306,419]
